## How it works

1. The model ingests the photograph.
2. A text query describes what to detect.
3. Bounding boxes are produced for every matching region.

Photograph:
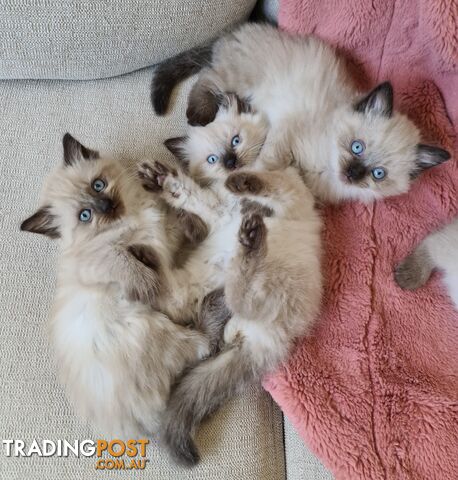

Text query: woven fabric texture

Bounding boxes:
[0,0,256,80]
[0,67,285,480]
[284,418,333,480]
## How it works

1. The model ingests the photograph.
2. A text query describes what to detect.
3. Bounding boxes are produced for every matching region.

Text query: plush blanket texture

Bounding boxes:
[264,1,458,479]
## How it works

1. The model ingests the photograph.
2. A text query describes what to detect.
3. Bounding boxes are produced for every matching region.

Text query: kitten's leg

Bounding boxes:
[196,288,232,355]
[138,161,221,222]
[186,69,221,126]
[226,169,310,219]
[124,244,164,306]
[225,170,288,215]
[395,244,434,290]
[225,213,269,317]
[175,208,209,246]
[238,213,268,256]
[80,243,163,307]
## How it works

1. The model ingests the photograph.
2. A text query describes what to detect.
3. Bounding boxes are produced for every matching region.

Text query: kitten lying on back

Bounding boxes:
[152,23,450,203]
[395,219,458,309]
[20,134,214,437]
[139,95,322,466]
[138,93,268,321]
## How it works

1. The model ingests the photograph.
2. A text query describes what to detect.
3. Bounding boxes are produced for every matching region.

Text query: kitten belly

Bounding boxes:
[52,289,118,354]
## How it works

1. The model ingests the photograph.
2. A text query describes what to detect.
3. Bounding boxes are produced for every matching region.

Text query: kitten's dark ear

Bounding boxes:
[415,144,451,171]
[164,137,189,168]
[63,133,99,167]
[355,82,393,117]
[20,206,60,239]
[217,93,251,115]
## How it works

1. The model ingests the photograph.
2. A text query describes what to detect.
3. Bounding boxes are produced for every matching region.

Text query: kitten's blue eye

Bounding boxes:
[92,179,106,192]
[231,135,241,147]
[207,154,219,164]
[371,167,386,181]
[351,140,365,155]
[79,209,92,222]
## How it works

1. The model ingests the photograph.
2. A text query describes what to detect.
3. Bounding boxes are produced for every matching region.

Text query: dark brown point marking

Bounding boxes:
[225,172,264,195]
[239,213,267,252]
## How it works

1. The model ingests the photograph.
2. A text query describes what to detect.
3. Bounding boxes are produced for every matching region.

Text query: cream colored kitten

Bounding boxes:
[152,23,450,203]
[395,219,458,309]
[138,94,269,320]
[20,134,212,437]
[140,96,322,466]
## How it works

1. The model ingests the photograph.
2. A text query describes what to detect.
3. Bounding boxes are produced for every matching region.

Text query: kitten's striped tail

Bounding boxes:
[151,44,213,115]
[161,342,258,467]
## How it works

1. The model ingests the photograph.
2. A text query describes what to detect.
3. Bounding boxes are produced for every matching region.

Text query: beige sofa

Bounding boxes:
[0,1,332,479]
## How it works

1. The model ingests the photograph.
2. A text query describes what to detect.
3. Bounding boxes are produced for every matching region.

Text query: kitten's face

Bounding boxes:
[333,83,450,201]
[21,134,134,242]
[165,94,268,182]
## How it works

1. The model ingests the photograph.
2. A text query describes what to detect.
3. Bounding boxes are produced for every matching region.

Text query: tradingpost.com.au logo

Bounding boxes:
[2,439,150,470]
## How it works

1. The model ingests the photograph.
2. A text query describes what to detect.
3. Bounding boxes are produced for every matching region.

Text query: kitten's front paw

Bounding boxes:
[395,253,430,291]
[225,173,264,195]
[138,161,163,192]
[138,161,178,193]
[239,213,266,251]
[162,174,183,199]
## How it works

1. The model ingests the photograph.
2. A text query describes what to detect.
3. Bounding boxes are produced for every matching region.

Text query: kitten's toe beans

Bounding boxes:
[395,256,427,291]
[239,213,266,250]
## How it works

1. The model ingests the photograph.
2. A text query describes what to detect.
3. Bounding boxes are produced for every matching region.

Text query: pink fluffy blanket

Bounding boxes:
[264,1,458,479]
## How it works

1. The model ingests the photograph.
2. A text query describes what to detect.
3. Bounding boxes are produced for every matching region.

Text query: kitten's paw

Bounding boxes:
[239,213,266,251]
[395,251,431,291]
[225,172,264,195]
[138,161,177,193]
[162,174,183,199]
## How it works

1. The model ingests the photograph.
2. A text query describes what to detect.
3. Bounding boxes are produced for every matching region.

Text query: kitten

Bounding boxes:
[151,23,450,203]
[20,133,213,437]
[140,96,322,466]
[138,94,269,321]
[395,219,458,309]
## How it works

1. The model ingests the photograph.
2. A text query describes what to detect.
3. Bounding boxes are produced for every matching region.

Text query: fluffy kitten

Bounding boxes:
[395,219,458,309]
[140,96,322,466]
[138,94,269,320]
[152,23,450,203]
[20,134,212,437]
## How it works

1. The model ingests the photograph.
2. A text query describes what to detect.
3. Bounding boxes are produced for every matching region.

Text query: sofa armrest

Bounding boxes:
[0,0,256,80]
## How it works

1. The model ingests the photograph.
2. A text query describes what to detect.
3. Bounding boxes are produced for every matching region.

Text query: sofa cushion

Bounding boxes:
[0,67,285,479]
[0,0,256,80]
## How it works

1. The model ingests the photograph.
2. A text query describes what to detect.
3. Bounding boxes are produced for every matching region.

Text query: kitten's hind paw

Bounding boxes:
[395,249,432,291]
[225,172,264,195]
[239,213,266,251]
